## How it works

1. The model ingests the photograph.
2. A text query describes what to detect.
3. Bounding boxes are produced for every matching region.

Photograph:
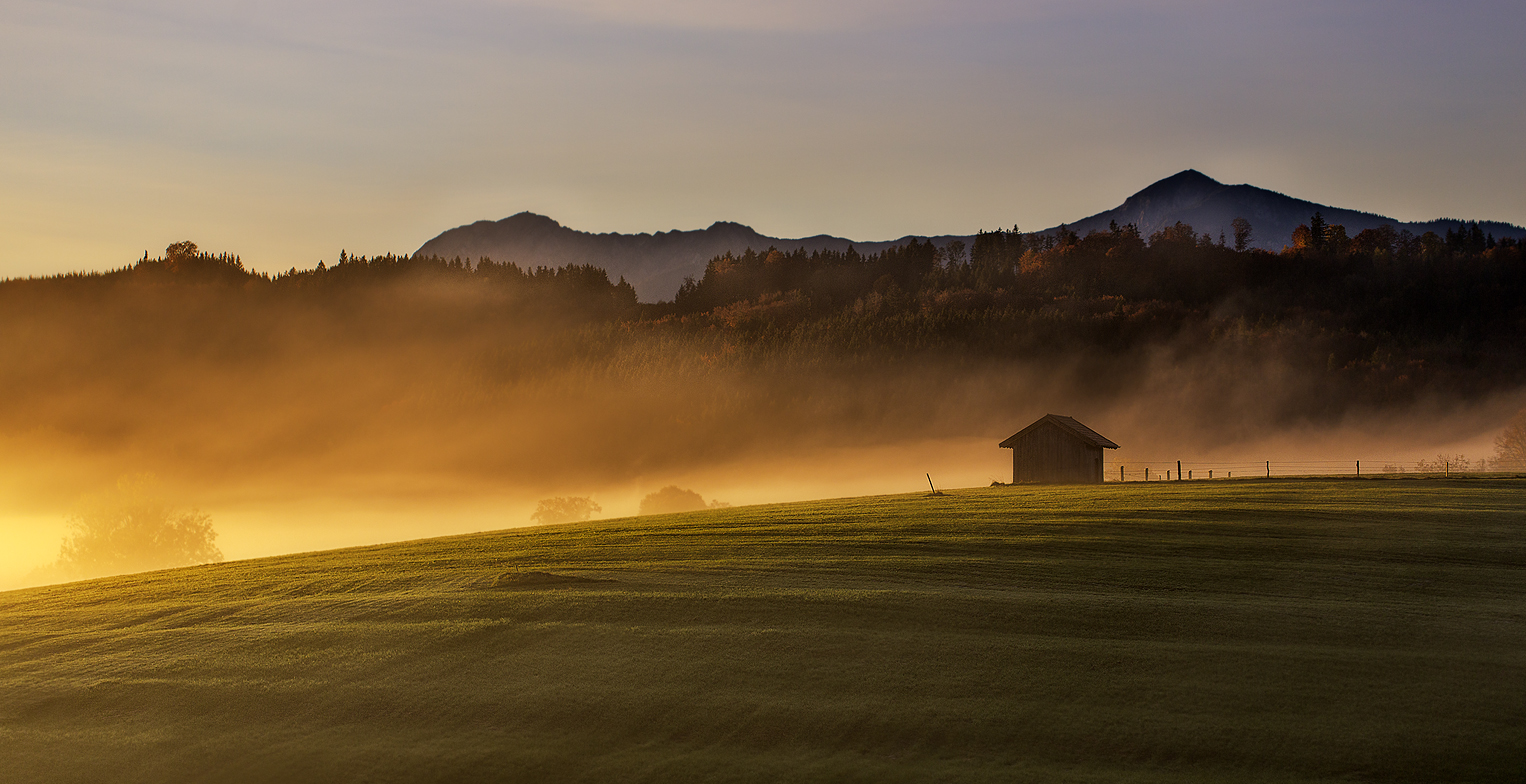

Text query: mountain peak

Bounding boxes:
[1107,170,1229,219]
[496,212,562,230]
[1160,169,1220,186]
[1133,169,1223,198]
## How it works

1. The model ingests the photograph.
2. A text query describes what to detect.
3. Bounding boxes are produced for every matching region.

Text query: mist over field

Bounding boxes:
[2,233,1521,587]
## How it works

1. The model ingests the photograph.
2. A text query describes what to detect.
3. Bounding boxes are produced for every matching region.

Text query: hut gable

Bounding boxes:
[999,414,1119,484]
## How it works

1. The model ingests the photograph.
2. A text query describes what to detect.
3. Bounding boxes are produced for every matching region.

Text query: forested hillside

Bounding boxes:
[663,216,1525,413]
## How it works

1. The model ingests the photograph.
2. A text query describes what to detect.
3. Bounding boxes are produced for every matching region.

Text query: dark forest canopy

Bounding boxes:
[659,217,1526,409]
[1,241,641,320]
[3,215,1524,420]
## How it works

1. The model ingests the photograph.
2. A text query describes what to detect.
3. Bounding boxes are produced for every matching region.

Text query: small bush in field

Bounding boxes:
[639,486,709,515]
[531,497,602,524]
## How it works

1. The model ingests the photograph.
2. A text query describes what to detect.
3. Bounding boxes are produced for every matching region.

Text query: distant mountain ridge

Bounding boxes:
[415,171,1525,301]
[1049,170,1524,251]
[413,212,954,302]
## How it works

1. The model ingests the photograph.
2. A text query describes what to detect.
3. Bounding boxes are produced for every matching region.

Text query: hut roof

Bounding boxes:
[999,414,1120,450]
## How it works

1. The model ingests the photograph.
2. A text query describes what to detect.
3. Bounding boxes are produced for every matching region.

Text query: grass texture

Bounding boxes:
[1,479,1523,783]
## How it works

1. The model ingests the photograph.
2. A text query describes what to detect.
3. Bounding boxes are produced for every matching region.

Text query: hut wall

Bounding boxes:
[1011,422,1104,484]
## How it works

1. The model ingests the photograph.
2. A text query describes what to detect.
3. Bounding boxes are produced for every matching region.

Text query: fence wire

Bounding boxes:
[1102,458,1520,482]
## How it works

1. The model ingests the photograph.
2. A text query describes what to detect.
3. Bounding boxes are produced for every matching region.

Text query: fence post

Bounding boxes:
[1356,460,1360,478]
[1266,460,1270,478]
[1120,465,1124,483]
[1177,461,1182,481]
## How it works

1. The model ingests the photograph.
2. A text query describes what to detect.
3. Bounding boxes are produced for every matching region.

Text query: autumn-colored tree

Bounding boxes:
[1289,224,1313,251]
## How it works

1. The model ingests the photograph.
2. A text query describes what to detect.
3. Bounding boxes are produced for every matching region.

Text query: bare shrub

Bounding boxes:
[530,496,601,524]
[1494,409,1526,471]
[1416,454,1470,474]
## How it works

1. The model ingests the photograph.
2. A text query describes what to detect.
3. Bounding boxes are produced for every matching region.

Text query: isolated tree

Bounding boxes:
[1231,217,1253,252]
[639,486,709,515]
[1494,409,1526,470]
[530,496,602,524]
[55,475,223,579]
[164,240,198,264]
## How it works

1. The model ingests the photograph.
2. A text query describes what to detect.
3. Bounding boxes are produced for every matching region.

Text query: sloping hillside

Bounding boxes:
[3,480,1523,783]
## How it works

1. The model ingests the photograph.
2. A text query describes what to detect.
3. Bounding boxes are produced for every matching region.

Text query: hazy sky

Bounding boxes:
[3,0,1522,278]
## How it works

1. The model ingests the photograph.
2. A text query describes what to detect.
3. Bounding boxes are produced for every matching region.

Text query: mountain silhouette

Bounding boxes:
[413,212,965,302]
[417,214,870,301]
[416,171,1524,301]
[1044,169,1523,250]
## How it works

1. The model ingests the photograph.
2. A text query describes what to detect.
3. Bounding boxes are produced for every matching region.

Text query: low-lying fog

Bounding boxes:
[1,276,1519,589]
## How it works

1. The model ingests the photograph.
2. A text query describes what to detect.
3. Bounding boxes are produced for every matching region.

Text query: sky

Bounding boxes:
[2,0,1523,278]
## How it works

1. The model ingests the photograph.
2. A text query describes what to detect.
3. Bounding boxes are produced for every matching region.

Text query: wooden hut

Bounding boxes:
[999,415,1119,484]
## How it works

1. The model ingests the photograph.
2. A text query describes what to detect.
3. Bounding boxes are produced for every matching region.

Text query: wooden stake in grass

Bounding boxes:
[925,474,944,496]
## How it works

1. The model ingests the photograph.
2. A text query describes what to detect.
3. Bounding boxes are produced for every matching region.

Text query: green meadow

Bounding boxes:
[2,479,1523,783]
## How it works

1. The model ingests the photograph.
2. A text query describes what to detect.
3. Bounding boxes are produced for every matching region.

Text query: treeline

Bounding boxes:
[651,215,1526,409]
[5,214,1524,414]
[673,216,1521,314]
[1,241,640,320]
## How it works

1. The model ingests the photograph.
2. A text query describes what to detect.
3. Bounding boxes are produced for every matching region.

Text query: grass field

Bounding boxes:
[1,479,1523,783]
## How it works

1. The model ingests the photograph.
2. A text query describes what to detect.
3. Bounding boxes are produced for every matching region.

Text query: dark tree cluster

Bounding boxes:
[656,213,1525,410]
[671,240,943,314]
